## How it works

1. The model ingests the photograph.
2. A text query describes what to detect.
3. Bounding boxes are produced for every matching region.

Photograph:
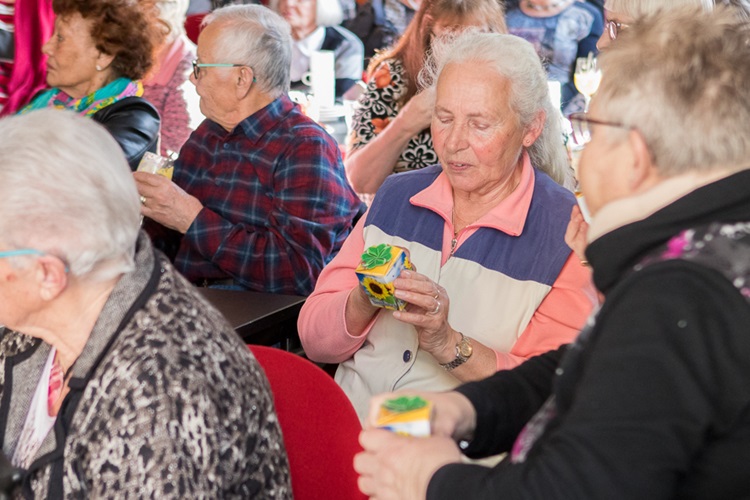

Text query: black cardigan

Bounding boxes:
[91,96,160,170]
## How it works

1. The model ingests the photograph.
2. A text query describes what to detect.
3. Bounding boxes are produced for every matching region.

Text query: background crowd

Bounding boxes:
[1,0,749,498]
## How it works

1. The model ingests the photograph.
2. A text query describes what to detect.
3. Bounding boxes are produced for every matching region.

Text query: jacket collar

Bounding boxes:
[587,168,750,293]
[409,151,536,236]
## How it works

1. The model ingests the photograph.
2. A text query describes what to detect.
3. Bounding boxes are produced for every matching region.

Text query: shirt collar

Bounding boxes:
[410,152,536,236]
[233,94,296,144]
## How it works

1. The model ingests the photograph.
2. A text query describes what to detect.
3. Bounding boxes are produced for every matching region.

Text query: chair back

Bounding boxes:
[185,13,207,44]
[249,345,366,500]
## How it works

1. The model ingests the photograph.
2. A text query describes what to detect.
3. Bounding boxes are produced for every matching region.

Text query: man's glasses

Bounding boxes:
[605,19,629,41]
[568,112,633,147]
[0,249,69,273]
[192,60,252,80]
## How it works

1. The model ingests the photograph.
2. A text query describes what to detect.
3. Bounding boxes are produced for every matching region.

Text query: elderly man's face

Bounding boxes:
[432,62,536,198]
[191,21,242,128]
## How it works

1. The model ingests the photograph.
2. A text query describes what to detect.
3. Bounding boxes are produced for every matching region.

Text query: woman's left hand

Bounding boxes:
[392,269,460,363]
[354,428,462,499]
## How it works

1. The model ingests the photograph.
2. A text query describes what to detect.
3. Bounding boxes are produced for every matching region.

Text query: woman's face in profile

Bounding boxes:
[42,14,102,97]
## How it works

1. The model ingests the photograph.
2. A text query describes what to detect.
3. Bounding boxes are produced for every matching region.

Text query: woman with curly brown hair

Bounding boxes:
[19,0,163,170]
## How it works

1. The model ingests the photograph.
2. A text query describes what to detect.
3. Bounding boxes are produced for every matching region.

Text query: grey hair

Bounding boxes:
[420,31,569,186]
[205,5,292,96]
[0,109,140,281]
[595,6,750,175]
[603,0,713,17]
[157,0,190,42]
[267,0,344,27]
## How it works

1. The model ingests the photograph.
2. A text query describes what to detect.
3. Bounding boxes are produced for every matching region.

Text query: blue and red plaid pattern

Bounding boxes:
[172,95,363,295]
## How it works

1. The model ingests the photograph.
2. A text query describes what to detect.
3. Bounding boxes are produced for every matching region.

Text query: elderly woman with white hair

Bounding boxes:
[298,30,596,421]
[355,7,750,499]
[0,109,291,497]
[276,0,364,97]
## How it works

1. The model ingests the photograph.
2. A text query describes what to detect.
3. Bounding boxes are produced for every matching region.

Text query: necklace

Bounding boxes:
[522,0,572,11]
[450,209,460,255]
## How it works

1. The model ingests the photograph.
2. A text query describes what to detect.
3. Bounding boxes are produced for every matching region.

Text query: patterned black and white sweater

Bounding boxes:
[0,234,292,498]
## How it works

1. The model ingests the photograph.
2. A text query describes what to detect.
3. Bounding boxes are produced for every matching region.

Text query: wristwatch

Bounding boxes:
[440,332,473,371]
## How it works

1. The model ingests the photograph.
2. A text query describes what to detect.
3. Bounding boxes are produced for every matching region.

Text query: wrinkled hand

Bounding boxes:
[134,172,203,234]
[354,428,462,500]
[365,390,477,441]
[564,205,589,263]
[393,269,459,363]
[400,88,436,135]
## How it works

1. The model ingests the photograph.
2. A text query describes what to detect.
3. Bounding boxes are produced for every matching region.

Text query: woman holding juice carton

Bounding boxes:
[299,31,596,420]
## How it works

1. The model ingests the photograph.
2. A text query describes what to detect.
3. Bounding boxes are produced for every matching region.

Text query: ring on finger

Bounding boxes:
[427,299,441,315]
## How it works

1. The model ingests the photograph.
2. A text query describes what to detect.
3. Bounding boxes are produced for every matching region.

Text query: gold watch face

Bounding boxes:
[458,337,473,358]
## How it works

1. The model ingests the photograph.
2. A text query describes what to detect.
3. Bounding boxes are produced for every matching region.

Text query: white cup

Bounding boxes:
[304,50,335,110]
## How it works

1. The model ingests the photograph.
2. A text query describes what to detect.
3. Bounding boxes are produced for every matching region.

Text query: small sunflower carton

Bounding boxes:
[356,244,413,310]
[376,395,432,437]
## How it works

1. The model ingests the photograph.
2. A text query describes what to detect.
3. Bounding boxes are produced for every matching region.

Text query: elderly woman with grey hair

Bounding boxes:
[0,109,291,497]
[356,7,750,499]
[299,30,596,420]
[274,0,364,97]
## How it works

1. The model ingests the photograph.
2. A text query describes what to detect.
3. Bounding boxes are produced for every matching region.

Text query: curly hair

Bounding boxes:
[52,0,164,80]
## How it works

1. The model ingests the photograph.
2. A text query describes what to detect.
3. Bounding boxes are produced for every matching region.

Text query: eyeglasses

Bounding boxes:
[0,248,69,273]
[605,19,629,41]
[568,112,633,147]
[191,60,252,80]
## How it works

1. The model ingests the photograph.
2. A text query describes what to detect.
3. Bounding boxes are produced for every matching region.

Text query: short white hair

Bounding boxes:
[420,31,569,186]
[205,5,292,96]
[596,6,750,175]
[0,109,140,281]
[603,0,713,17]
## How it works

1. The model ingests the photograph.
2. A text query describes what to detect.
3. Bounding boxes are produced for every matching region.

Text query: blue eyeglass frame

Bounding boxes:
[0,249,69,273]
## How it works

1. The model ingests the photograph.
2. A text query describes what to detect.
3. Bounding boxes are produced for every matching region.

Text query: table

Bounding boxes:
[197,288,306,351]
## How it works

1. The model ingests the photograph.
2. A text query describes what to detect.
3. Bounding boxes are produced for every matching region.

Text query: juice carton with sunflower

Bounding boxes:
[356,244,413,310]
[375,395,432,437]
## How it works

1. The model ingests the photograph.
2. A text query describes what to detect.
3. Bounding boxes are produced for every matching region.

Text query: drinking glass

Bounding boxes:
[574,54,602,112]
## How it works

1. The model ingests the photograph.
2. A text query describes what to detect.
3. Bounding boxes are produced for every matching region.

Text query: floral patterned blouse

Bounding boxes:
[347,58,438,174]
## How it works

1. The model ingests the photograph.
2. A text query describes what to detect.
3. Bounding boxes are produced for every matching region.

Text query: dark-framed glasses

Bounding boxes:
[605,19,630,41]
[568,112,633,147]
[192,60,248,79]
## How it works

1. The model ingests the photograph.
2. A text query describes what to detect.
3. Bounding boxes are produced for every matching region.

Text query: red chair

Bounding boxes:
[249,345,366,500]
[185,13,207,44]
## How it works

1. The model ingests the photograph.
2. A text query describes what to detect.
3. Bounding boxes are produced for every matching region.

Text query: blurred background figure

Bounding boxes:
[506,0,603,115]
[597,0,714,50]
[0,109,291,498]
[274,0,365,98]
[300,31,594,420]
[344,0,507,201]
[19,0,162,170]
[143,0,203,158]
[0,0,55,116]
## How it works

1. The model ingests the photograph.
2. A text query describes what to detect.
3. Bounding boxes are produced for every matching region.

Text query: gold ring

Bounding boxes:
[428,299,441,316]
[140,195,147,206]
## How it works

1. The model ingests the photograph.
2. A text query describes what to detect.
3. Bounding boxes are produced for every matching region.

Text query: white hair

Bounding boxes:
[0,109,141,281]
[420,31,569,186]
[157,0,190,41]
[603,0,713,17]
[596,6,750,175]
[205,5,292,96]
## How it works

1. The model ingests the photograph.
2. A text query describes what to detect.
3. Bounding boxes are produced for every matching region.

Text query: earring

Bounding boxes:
[96,64,102,71]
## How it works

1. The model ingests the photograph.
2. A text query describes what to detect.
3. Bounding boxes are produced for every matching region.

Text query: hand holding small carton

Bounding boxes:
[356,244,413,310]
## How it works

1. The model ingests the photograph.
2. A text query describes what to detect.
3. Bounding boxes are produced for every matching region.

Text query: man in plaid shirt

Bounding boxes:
[135,5,363,296]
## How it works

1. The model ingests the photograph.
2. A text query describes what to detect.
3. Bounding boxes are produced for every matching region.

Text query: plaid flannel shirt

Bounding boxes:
[171,95,363,295]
